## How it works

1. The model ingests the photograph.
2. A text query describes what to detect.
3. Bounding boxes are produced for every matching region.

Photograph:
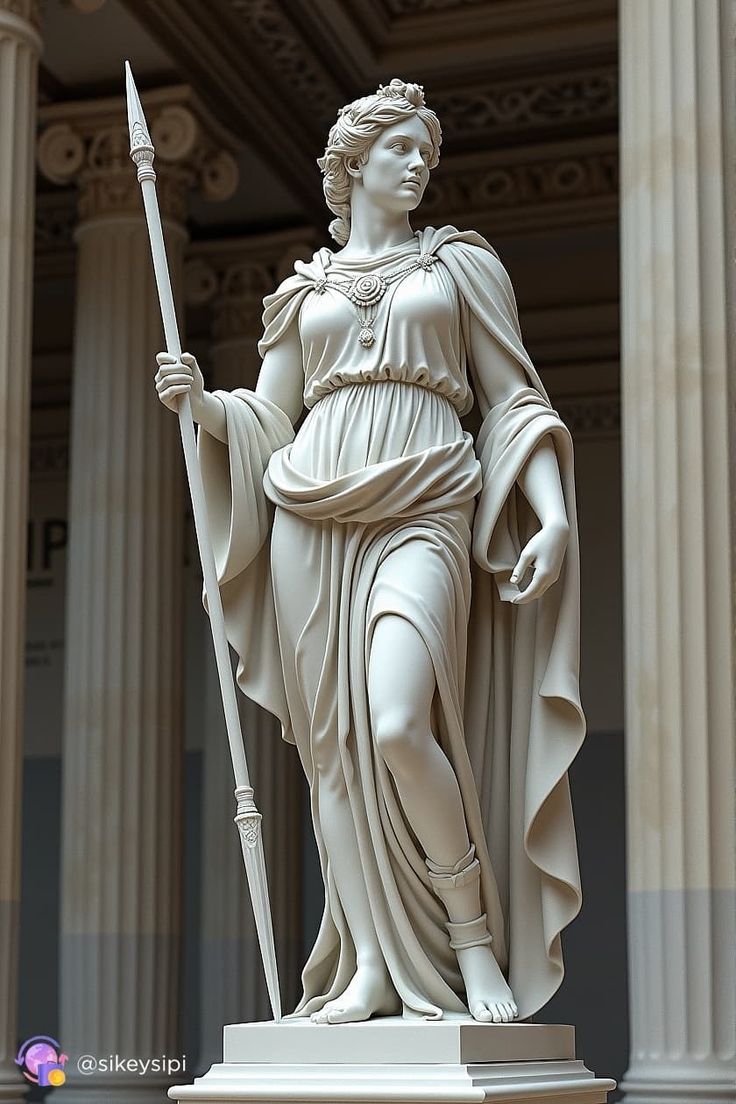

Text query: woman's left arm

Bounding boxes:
[467,308,569,605]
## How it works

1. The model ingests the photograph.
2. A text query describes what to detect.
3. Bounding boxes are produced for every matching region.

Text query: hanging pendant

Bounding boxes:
[358,326,375,348]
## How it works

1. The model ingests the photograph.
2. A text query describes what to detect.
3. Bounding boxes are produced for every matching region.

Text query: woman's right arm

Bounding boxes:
[254,315,304,426]
[153,314,304,442]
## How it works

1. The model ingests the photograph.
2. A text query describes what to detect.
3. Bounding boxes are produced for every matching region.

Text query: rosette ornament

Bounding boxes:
[348,272,387,307]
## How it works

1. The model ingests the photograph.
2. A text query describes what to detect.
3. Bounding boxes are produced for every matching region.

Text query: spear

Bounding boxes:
[124,62,282,1022]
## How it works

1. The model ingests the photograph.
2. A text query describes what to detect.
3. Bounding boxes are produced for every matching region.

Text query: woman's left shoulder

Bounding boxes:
[422,226,507,272]
[420,226,515,298]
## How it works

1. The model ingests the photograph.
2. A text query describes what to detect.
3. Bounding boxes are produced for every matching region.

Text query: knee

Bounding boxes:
[372,707,428,777]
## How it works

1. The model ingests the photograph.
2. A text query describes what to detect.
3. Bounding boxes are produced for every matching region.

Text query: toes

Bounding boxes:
[310,1008,330,1024]
[469,995,518,1024]
[327,1006,363,1024]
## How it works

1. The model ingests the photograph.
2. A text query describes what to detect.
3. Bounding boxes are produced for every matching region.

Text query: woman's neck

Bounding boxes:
[339,197,414,258]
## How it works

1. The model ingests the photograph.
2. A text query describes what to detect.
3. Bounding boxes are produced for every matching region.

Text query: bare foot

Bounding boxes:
[456,944,518,1023]
[310,961,400,1024]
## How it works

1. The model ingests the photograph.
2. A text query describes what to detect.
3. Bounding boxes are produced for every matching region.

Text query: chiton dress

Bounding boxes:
[198,225,585,1021]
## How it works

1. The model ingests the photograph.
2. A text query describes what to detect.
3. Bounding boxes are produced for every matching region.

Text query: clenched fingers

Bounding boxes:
[512,564,560,605]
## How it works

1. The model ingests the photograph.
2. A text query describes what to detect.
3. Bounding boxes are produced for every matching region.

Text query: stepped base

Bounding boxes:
[169,1020,615,1104]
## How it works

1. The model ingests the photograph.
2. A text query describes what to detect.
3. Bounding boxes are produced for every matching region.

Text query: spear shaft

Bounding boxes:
[125,62,281,1022]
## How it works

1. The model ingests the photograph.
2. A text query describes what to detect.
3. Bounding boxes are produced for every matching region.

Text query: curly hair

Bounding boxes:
[317,78,442,246]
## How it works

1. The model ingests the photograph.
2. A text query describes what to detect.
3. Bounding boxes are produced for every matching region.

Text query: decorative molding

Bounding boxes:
[228,0,341,130]
[433,67,617,143]
[308,0,617,77]
[186,228,318,341]
[418,138,618,234]
[37,85,240,224]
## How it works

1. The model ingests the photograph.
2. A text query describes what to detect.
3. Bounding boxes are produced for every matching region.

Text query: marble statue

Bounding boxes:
[154,79,584,1028]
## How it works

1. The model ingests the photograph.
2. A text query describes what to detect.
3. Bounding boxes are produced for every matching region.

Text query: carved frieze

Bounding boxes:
[420,146,617,224]
[432,68,617,142]
[228,0,341,129]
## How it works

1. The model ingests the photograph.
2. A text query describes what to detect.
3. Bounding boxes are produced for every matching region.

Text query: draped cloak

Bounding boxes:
[198,225,585,1021]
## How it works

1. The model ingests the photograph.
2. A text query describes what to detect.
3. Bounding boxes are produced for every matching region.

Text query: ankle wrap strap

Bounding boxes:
[446,914,493,951]
[426,844,478,891]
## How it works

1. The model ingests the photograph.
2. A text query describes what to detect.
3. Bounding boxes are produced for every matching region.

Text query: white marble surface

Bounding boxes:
[223,1018,576,1065]
[169,1055,613,1104]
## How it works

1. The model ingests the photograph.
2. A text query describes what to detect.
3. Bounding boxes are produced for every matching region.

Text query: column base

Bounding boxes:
[169,1020,616,1103]
[0,1055,27,1102]
[621,1070,736,1104]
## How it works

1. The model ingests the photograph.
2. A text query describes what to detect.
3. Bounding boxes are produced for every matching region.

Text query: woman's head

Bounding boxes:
[318,79,442,245]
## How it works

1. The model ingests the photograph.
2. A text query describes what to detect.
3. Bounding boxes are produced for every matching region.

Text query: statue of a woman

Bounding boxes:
[155,79,584,1027]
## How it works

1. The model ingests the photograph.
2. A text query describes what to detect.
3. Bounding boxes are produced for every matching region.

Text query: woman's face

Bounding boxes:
[353,115,433,213]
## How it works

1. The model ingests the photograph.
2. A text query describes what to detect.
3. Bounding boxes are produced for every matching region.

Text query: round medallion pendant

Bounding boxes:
[350,273,387,307]
[358,327,375,348]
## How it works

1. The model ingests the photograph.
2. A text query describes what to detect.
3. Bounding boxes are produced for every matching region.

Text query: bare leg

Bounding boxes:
[368,614,470,864]
[368,614,517,1023]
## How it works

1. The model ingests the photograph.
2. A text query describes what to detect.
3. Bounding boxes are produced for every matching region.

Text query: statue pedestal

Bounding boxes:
[168,1020,615,1103]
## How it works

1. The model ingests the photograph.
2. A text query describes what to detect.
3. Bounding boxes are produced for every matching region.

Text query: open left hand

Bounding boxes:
[509,519,569,605]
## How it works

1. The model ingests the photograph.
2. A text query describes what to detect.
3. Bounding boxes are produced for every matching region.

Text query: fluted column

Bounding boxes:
[38,95,237,1102]
[619,3,736,1103]
[185,247,309,1069]
[0,5,41,1101]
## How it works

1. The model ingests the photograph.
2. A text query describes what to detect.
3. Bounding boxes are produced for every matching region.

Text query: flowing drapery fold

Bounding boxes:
[197,226,584,1019]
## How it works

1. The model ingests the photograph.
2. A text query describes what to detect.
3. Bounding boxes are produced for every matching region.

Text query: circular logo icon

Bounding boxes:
[15,1035,68,1087]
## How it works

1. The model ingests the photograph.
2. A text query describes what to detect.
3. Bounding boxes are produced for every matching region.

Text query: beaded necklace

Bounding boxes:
[313,251,437,349]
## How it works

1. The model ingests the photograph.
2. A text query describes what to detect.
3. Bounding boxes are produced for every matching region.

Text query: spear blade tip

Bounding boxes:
[125,61,152,153]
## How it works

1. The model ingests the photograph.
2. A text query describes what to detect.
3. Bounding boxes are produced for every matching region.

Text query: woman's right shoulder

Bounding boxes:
[262,247,329,305]
[259,260,321,357]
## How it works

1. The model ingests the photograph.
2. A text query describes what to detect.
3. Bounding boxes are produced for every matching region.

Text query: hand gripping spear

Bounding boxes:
[125,62,282,1022]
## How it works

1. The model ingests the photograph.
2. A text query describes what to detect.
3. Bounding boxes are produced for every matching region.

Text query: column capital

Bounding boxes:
[0,0,40,29]
[38,85,239,225]
[185,229,318,342]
